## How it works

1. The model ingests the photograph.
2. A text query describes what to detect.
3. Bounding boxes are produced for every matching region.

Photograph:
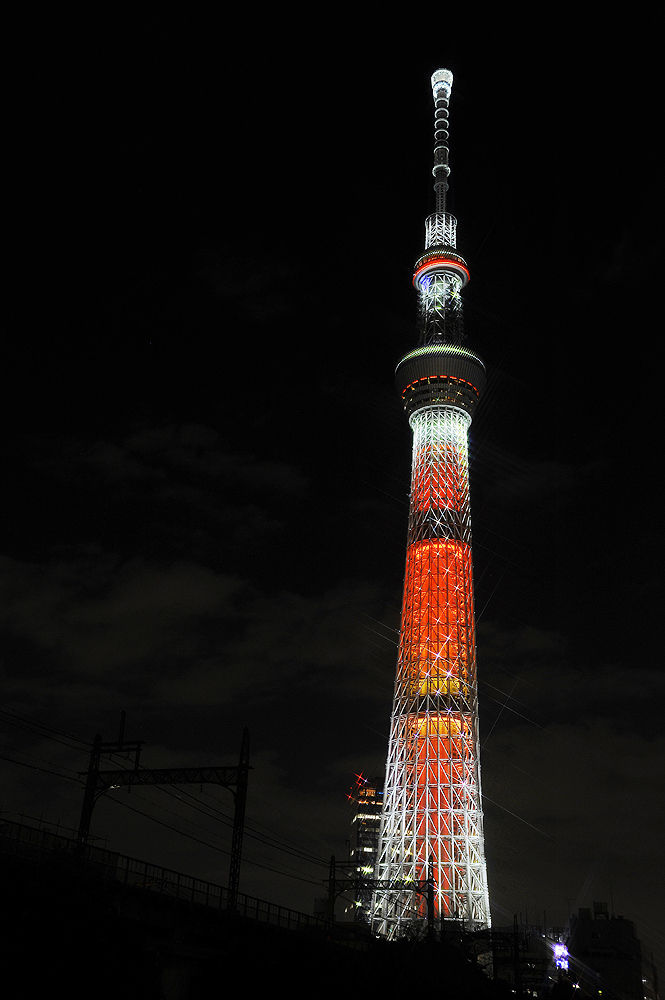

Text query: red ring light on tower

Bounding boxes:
[413,256,470,289]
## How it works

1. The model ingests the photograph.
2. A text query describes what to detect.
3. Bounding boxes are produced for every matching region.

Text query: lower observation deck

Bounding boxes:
[396,343,486,419]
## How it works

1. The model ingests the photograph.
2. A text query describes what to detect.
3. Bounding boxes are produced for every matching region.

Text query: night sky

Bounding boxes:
[3,11,663,974]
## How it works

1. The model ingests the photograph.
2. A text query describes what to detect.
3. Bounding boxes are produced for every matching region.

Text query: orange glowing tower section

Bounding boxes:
[371,69,491,938]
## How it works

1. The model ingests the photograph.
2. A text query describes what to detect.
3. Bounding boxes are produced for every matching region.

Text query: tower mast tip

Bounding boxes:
[431,68,453,96]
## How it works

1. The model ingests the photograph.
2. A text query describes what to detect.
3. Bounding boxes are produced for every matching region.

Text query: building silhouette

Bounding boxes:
[567,903,645,1000]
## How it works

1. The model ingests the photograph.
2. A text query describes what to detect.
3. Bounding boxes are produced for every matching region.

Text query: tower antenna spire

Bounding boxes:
[409,68,469,346]
[431,68,453,214]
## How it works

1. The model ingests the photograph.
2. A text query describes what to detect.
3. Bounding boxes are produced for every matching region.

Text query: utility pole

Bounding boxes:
[227,726,249,910]
[78,715,144,849]
[513,913,523,997]
[427,855,435,941]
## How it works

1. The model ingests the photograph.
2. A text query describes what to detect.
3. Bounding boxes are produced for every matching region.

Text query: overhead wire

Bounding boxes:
[0,751,84,785]
[103,791,324,887]
[0,706,331,887]
[0,707,89,752]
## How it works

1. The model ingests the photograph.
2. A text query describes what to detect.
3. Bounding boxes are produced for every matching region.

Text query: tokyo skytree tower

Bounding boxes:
[371,69,491,938]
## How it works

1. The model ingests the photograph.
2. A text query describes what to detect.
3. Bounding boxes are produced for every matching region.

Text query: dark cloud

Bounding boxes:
[0,553,241,678]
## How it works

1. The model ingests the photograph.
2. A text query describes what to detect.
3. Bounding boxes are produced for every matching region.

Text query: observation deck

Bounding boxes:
[395,343,486,419]
[413,249,470,290]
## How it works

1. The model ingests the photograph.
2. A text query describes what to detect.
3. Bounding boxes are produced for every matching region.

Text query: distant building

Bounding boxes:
[491,919,568,996]
[488,907,653,1000]
[347,776,383,923]
[567,903,644,1000]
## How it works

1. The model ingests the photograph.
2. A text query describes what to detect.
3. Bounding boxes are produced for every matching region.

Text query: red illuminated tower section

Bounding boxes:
[371,69,491,938]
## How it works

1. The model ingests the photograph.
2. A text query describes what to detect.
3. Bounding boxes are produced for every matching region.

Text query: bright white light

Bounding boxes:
[432,69,453,98]
[553,943,569,970]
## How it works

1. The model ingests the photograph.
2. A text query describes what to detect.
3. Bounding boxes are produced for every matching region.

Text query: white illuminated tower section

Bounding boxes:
[372,69,491,938]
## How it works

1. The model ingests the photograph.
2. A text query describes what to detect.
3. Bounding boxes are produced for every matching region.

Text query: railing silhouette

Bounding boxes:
[0,818,326,935]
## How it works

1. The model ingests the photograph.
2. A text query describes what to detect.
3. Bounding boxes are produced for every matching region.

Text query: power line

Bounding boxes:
[0,708,88,751]
[105,792,324,887]
[0,706,331,882]
[0,751,84,785]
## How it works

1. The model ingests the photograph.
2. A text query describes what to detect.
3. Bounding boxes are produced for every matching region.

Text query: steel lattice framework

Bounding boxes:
[371,69,490,939]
